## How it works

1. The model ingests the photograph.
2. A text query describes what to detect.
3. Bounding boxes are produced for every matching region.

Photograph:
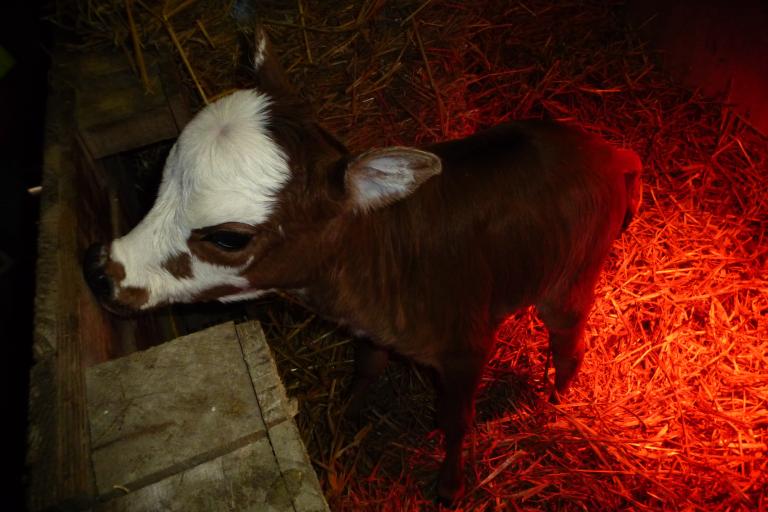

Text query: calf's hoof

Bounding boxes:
[436,468,465,507]
[549,381,574,404]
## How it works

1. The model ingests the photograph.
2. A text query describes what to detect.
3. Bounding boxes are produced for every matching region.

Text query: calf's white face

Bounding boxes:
[104,89,290,310]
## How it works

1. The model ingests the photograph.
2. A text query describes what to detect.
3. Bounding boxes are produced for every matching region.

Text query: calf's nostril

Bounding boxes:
[83,243,113,300]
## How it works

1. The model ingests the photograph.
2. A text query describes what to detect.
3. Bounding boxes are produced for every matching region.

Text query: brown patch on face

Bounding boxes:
[105,259,126,284]
[162,252,193,279]
[190,284,243,302]
[116,285,150,309]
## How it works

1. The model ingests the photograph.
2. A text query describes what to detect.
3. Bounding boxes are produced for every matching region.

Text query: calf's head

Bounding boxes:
[83,30,441,314]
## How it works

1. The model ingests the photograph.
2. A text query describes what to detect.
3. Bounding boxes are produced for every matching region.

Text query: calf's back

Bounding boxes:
[310,121,636,365]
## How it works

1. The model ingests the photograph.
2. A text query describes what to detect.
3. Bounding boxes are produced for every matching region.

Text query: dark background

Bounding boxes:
[1,0,766,509]
[0,1,49,508]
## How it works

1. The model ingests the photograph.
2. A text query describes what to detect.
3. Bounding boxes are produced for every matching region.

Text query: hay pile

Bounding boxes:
[58,0,767,510]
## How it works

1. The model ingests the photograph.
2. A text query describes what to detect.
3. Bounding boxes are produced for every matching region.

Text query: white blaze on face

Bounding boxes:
[109,89,290,309]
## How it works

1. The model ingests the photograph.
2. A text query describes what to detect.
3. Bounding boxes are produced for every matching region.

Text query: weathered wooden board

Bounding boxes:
[93,440,303,512]
[75,49,191,159]
[27,49,99,512]
[28,46,185,510]
[85,321,326,512]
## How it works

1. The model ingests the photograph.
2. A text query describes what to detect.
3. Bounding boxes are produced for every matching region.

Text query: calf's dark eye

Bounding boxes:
[203,231,253,251]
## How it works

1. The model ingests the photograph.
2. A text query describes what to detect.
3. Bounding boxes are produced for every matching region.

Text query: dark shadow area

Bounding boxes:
[0,1,50,508]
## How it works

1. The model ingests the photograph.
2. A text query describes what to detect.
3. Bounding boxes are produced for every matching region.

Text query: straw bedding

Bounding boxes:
[57,0,767,509]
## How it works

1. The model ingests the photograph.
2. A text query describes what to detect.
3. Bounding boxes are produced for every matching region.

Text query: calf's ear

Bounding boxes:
[345,147,442,211]
[237,24,294,95]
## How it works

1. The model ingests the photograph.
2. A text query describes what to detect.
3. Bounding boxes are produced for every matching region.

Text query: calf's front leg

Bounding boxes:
[547,322,586,403]
[346,338,389,418]
[538,277,597,403]
[433,353,488,504]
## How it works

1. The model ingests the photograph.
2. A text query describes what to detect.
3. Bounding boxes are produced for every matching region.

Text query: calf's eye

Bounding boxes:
[203,231,253,251]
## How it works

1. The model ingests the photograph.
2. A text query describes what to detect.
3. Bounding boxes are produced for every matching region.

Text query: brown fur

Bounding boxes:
[105,259,126,284]
[246,121,633,360]
[115,285,150,310]
[161,252,193,279]
[190,284,244,302]
[225,119,640,501]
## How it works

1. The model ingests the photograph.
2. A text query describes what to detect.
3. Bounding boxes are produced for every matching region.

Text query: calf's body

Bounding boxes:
[82,30,641,503]
[309,121,633,364]
[298,121,640,499]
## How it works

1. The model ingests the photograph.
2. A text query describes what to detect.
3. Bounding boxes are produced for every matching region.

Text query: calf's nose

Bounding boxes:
[83,243,113,301]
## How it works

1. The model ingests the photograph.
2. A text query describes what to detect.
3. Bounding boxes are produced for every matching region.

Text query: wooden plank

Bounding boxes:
[85,321,329,511]
[27,49,98,511]
[86,322,267,496]
[92,437,302,512]
[71,142,126,364]
[268,421,329,512]
[236,321,299,425]
[237,322,328,511]
[54,78,99,510]
[75,49,191,159]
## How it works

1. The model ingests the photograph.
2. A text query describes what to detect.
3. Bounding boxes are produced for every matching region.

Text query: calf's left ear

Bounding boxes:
[345,147,442,211]
[236,23,294,95]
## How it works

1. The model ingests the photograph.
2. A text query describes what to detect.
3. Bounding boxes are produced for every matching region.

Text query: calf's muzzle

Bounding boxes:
[83,243,113,302]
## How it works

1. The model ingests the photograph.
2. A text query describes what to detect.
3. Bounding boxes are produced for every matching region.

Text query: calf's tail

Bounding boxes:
[617,149,643,232]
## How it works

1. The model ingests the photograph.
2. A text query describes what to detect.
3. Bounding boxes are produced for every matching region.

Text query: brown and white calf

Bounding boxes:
[83,30,642,502]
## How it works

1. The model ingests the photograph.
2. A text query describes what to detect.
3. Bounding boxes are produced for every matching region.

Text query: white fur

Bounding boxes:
[177,90,289,228]
[110,89,290,307]
[252,32,267,70]
[218,289,273,303]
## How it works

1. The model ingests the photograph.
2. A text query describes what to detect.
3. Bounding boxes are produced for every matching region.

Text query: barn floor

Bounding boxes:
[46,0,768,510]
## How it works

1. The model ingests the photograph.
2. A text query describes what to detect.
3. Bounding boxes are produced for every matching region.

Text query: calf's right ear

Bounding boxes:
[344,147,442,212]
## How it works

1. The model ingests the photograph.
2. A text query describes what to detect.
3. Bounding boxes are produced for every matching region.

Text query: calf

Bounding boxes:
[83,29,642,503]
